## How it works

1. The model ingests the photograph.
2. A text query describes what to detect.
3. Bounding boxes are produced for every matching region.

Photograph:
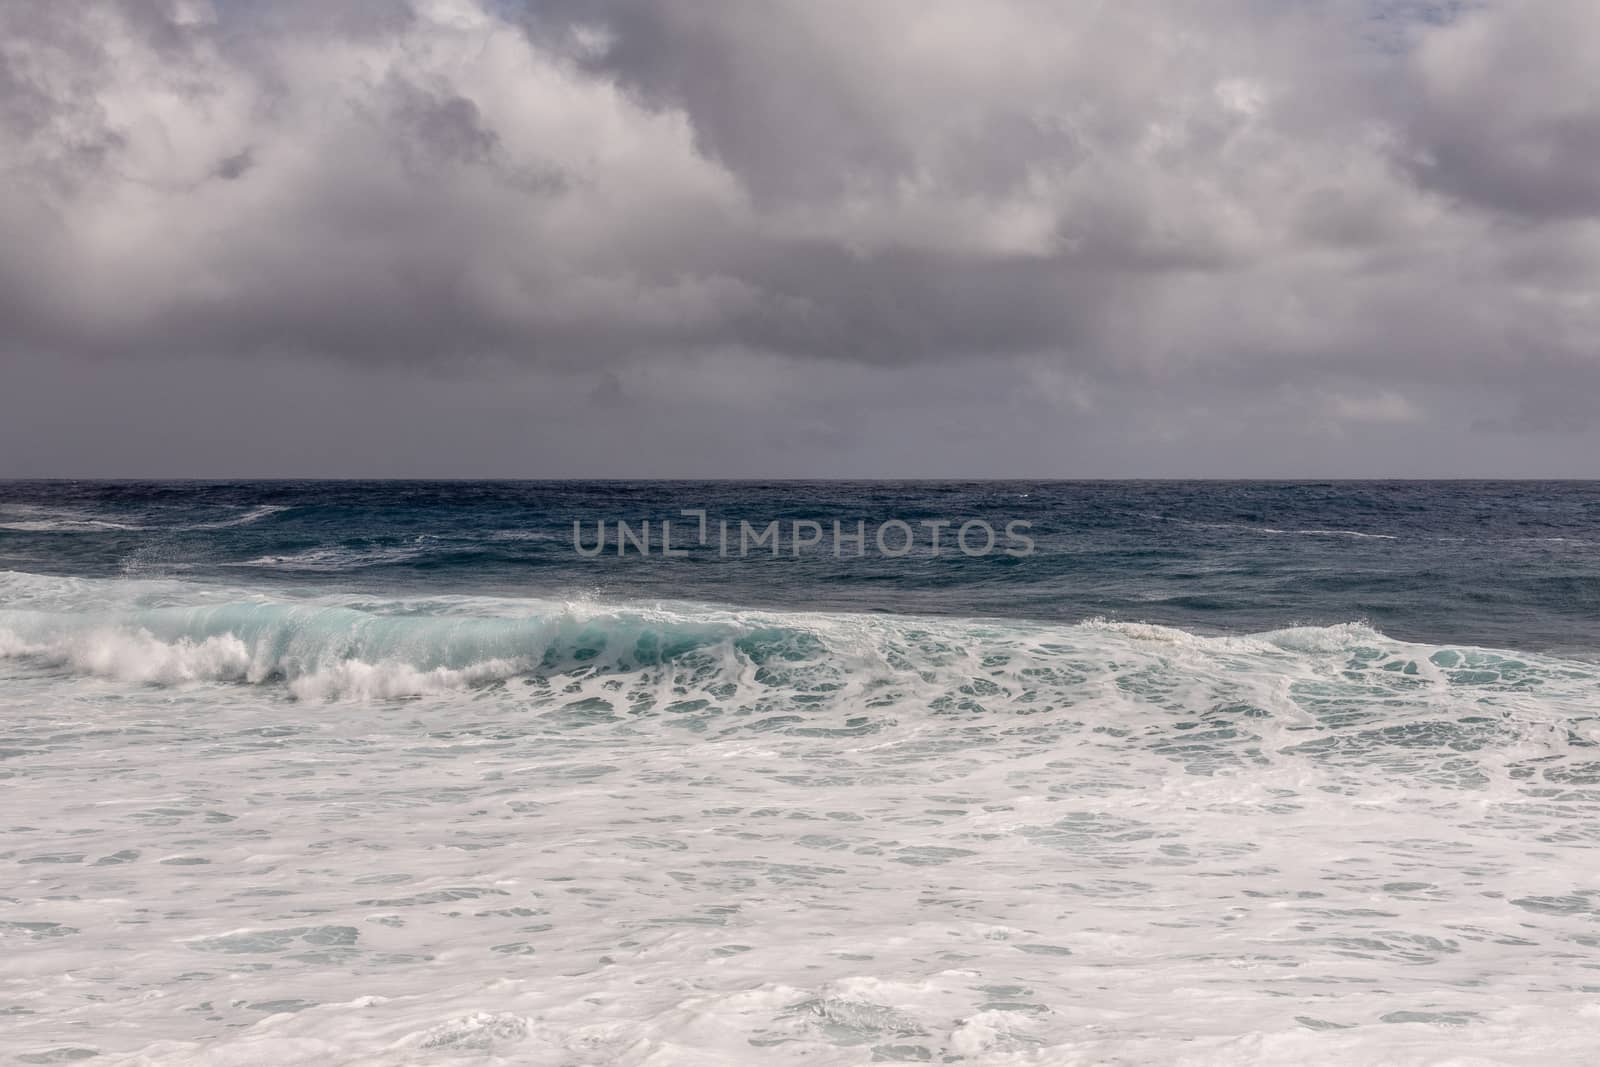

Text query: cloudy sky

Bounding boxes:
[1,0,1597,477]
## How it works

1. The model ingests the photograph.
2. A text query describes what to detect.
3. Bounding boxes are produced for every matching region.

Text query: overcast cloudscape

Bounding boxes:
[1,0,1597,476]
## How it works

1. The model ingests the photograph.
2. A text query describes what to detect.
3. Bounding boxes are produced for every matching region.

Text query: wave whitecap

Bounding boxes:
[0,571,1592,720]
[0,584,761,699]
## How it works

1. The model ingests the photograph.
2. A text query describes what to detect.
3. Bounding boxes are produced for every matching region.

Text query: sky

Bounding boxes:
[1,0,1598,478]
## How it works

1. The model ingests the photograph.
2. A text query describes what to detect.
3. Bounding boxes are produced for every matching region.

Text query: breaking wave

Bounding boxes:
[2,572,1596,740]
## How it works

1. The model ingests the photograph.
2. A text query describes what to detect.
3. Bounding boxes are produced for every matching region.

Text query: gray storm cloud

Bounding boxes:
[0,0,1598,476]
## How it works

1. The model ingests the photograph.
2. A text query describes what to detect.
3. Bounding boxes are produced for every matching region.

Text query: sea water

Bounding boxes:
[3,482,1600,1064]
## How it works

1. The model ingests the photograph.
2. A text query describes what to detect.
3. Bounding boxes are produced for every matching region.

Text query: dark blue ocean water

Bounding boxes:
[2,480,1596,656]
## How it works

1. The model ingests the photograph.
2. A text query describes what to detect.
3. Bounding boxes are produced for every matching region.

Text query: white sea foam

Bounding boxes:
[1142,514,1401,540]
[225,539,438,571]
[32,628,252,685]
[284,656,526,701]
[0,503,294,535]
[0,507,145,533]
[5,570,1600,1064]
[186,504,294,530]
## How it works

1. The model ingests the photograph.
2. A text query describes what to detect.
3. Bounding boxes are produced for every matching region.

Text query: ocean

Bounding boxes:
[3,481,1600,1064]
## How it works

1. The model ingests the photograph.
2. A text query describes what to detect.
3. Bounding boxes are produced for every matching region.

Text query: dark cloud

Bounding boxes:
[0,0,1597,475]
[519,1,922,204]
[210,147,254,180]
[387,80,501,166]
[1397,2,1600,220]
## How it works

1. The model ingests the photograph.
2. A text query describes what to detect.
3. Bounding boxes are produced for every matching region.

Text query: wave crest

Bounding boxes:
[0,593,768,700]
[1,572,1591,719]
